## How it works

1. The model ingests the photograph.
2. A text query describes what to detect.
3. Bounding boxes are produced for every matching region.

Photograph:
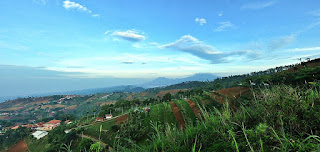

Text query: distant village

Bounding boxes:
[0,112,117,140]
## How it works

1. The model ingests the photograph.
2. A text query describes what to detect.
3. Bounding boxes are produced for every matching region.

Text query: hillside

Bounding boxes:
[0,88,190,123]
[1,58,320,151]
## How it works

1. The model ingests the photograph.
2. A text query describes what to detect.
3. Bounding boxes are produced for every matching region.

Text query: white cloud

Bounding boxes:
[109,30,146,42]
[195,18,207,25]
[160,35,252,64]
[92,14,100,17]
[33,0,47,5]
[63,0,91,13]
[241,1,276,10]
[214,21,234,32]
[286,47,320,52]
[218,12,223,17]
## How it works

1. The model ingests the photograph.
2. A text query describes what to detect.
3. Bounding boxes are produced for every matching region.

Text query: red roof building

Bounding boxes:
[46,120,61,124]
[43,120,61,130]
[96,117,104,122]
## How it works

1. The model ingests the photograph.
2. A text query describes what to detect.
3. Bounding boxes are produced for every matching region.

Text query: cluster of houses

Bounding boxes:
[10,119,71,131]
[2,119,72,139]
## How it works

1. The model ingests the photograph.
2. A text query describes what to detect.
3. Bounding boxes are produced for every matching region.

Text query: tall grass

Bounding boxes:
[112,85,320,151]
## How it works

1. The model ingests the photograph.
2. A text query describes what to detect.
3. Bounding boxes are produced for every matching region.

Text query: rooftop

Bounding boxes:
[46,120,61,124]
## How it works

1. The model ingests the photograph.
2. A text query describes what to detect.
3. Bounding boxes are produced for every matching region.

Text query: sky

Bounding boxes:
[0,0,320,97]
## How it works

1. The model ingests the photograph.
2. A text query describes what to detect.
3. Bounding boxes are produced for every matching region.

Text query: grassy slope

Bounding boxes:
[145,102,177,127]
[82,119,116,144]
[25,136,50,152]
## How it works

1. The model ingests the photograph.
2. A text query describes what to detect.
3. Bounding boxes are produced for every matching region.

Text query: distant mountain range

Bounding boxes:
[140,73,218,88]
[0,73,217,102]
[60,85,146,95]
[0,85,146,102]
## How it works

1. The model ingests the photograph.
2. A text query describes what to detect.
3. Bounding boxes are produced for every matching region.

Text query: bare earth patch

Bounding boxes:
[185,99,203,120]
[7,140,29,152]
[170,102,186,129]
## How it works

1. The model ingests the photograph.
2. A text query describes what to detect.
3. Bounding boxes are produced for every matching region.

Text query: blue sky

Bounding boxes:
[0,0,320,96]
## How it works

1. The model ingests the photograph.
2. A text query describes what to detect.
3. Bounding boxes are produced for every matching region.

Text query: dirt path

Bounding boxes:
[184,99,204,121]
[7,139,29,152]
[169,102,186,129]
[80,134,107,147]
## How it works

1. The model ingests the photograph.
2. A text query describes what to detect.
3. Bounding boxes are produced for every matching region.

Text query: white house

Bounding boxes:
[32,131,48,139]
[105,114,113,119]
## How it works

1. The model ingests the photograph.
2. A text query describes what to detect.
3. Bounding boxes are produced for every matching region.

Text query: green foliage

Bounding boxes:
[90,142,103,152]
[78,138,93,152]
[118,112,149,144]
[247,66,320,85]
[46,125,79,151]
[25,136,50,152]
[162,93,172,102]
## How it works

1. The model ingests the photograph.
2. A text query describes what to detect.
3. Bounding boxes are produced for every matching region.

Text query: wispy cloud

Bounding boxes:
[108,30,146,42]
[32,0,47,5]
[160,35,252,64]
[63,0,91,13]
[218,12,223,17]
[121,61,134,64]
[241,1,277,10]
[195,18,207,25]
[268,34,295,51]
[310,9,320,17]
[214,21,234,32]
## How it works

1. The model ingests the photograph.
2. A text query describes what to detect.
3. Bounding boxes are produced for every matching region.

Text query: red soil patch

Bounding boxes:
[216,87,250,100]
[114,114,129,125]
[7,139,28,152]
[170,102,186,129]
[156,89,188,98]
[210,87,250,110]
[185,99,204,120]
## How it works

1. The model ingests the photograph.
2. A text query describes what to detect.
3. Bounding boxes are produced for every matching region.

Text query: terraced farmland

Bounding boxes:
[146,102,177,127]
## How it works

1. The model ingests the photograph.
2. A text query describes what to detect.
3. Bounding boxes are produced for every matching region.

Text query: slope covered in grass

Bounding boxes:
[113,85,320,151]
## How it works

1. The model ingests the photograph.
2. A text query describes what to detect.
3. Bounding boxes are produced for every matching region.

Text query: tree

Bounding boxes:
[162,93,172,102]
[78,138,93,151]
[86,111,89,122]
[93,108,97,118]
